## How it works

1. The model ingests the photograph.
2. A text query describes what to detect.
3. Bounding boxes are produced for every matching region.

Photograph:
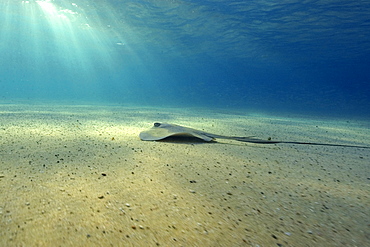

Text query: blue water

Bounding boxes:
[1,0,370,116]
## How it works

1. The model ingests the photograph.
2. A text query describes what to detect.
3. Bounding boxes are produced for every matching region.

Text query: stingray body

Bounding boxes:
[139,122,370,149]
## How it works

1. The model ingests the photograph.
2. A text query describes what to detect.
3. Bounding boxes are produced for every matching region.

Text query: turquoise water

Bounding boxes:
[1,0,370,116]
[1,2,370,245]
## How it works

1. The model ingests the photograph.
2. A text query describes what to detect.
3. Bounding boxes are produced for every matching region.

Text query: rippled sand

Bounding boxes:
[0,103,369,246]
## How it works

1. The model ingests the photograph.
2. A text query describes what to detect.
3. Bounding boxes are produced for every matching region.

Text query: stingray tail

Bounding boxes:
[230,137,370,149]
[229,137,281,144]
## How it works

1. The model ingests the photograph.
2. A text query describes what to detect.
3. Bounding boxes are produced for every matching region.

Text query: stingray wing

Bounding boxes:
[139,123,215,141]
[139,127,173,140]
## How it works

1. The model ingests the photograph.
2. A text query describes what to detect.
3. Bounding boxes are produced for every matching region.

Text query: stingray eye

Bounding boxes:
[154,123,161,127]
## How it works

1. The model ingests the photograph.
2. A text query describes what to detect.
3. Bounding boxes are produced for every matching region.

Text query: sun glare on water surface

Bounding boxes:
[0,0,131,96]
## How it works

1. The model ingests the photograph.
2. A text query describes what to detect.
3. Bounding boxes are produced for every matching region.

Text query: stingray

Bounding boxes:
[139,122,370,149]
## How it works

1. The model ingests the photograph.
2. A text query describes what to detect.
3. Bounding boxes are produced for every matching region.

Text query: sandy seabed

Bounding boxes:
[0,103,369,247]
